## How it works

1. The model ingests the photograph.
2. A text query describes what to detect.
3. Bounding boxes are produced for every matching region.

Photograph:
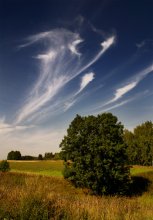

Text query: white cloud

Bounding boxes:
[63,72,95,111]
[18,31,51,48]
[102,99,131,112]
[101,36,115,51]
[15,29,115,124]
[0,118,34,135]
[112,81,137,102]
[91,64,153,114]
[16,75,66,124]
[68,39,83,56]
[105,64,153,105]
[69,35,116,82]
[35,50,57,62]
[94,90,149,115]
[63,100,76,111]
[79,72,95,92]
[0,118,15,134]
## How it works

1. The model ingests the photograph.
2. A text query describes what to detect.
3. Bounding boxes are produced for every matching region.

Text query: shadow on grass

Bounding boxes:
[129,176,151,196]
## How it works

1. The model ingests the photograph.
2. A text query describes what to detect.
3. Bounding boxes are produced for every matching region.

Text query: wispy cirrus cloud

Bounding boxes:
[78,72,95,94]
[0,117,16,134]
[105,64,153,105]
[18,31,51,48]
[0,117,34,134]
[136,39,153,49]
[63,72,95,111]
[91,64,153,115]
[94,90,149,115]
[68,39,84,56]
[113,82,137,102]
[35,51,57,62]
[15,29,115,124]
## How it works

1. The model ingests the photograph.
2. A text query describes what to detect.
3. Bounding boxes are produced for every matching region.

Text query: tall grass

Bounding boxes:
[0,170,153,220]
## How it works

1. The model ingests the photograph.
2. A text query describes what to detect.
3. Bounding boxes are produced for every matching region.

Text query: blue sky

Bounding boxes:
[0,0,153,159]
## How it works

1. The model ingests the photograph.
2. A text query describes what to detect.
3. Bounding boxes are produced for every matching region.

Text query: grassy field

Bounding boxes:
[0,161,153,220]
[9,160,64,177]
[131,165,153,175]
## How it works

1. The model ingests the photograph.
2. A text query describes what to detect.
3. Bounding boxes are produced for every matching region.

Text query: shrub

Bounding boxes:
[0,160,10,172]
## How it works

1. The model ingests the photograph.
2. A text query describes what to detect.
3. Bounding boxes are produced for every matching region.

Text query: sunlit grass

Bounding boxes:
[131,165,153,175]
[9,160,153,177]
[9,160,64,177]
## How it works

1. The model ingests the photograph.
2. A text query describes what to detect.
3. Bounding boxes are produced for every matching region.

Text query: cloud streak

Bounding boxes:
[63,72,95,111]
[0,117,34,134]
[105,64,153,105]
[94,90,149,115]
[16,29,115,124]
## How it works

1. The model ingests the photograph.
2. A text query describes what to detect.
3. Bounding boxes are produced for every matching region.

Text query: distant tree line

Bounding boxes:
[124,121,153,166]
[7,151,61,161]
[7,121,153,165]
[7,151,22,160]
[44,152,61,160]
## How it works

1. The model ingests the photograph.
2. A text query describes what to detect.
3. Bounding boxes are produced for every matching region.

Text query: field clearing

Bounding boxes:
[9,160,153,177]
[131,165,153,175]
[1,161,153,219]
[9,160,64,177]
[0,169,153,219]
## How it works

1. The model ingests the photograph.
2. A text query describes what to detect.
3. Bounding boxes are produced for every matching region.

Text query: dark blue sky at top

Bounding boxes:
[0,0,153,158]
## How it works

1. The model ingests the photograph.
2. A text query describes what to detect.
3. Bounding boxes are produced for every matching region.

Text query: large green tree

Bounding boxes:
[60,113,131,195]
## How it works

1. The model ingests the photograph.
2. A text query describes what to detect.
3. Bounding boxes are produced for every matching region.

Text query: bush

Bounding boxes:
[0,160,10,172]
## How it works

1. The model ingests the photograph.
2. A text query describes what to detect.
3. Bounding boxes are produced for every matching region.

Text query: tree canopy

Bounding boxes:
[7,151,22,160]
[124,121,153,165]
[60,113,131,195]
[38,154,43,160]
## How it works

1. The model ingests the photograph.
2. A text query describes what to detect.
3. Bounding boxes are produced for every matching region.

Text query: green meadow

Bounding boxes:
[131,165,153,175]
[0,161,153,220]
[9,160,64,177]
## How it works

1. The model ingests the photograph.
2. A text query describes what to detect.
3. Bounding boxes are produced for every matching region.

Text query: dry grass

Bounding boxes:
[0,169,153,220]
